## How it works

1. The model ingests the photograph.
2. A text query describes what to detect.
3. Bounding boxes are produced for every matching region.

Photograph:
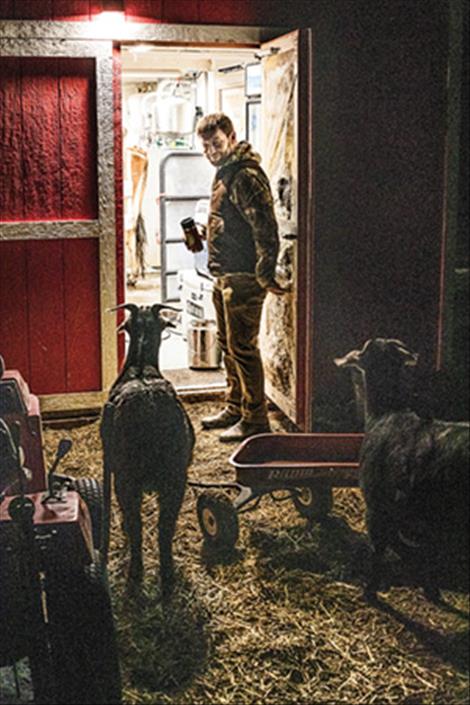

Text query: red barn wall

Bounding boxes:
[0,57,97,222]
[308,1,450,409]
[0,0,312,25]
[0,0,453,417]
[0,239,101,394]
[0,55,101,394]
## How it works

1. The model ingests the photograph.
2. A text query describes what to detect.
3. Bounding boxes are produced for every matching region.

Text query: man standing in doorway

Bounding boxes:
[191,112,285,442]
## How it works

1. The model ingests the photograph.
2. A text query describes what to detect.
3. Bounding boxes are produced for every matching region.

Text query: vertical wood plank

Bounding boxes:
[198,0,256,25]
[161,0,199,23]
[0,57,24,221]
[25,240,66,395]
[59,58,98,219]
[13,0,53,20]
[63,239,101,391]
[21,58,62,221]
[113,46,125,364]
[0,241,30,381]
[0,1,14,20]
[52,0,92,21]
[125,0,162,22]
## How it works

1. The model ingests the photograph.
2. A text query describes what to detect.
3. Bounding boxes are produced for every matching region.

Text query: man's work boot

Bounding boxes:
[201,408,241,430]
[219,419,271,443]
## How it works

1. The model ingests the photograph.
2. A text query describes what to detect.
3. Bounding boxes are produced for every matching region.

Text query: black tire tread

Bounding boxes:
[196,490,239,550]
[74,477,103,549]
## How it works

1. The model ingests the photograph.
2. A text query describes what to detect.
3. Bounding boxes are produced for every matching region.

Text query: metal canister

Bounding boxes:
[180,217,203,252]
[187,319,220,369]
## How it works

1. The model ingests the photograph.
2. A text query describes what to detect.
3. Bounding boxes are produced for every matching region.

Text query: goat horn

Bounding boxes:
[151,303,181,314]
[107,303,139,315]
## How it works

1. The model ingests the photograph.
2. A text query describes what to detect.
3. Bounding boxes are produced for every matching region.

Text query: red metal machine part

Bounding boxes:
[0,358,121,704]
[0,368,47,493]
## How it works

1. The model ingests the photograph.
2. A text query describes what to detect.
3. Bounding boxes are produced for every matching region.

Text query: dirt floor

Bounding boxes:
[41,399,469,705]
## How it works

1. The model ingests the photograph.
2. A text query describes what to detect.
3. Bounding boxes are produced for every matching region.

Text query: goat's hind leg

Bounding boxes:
[364,510,390,602]
[158,479,186,600]
[115,475,144,589]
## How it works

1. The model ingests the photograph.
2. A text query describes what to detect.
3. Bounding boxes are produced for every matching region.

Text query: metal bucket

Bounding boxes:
[187,319,220,370]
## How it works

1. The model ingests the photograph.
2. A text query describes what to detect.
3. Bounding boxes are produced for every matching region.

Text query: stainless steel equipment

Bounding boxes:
[187,319,220,369]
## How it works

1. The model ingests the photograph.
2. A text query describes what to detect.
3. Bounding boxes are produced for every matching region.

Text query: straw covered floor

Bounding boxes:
[42,399,469,705]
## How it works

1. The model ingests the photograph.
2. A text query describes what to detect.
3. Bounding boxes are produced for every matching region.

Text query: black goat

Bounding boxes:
[335,338,469,602]
[101,303,195,598]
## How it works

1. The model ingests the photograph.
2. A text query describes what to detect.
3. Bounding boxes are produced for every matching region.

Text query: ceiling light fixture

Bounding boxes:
[93,0,125,29]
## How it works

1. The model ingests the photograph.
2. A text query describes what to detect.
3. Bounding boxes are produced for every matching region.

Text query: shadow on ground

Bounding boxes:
[115,572,210,695]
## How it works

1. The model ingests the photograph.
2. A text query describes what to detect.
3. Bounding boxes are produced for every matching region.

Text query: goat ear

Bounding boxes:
[151,304,180,325]
[158,309,179,329]
[390,340,419,366]
[334,348,362,368]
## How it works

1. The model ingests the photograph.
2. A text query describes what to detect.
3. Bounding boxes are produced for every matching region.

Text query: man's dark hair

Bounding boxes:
[196,112,235,139]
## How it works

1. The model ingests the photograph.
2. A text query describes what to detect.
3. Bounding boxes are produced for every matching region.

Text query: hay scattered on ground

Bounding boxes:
[43,400,469,704]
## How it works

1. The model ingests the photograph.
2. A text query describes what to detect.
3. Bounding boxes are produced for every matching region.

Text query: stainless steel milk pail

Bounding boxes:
[187,319,220,369]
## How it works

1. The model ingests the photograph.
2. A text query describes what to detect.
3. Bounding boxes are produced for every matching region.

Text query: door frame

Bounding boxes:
[0,33,116,414]
[0,20,312,421]
[296,28,315,431]
[259,28,314,430]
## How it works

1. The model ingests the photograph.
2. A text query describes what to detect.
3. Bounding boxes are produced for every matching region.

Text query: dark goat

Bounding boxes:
[101,303,195,598]
[335,338,469,602]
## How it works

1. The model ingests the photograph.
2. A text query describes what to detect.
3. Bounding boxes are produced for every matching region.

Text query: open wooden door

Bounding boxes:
[259,29,314,430]
[0,34,117,413]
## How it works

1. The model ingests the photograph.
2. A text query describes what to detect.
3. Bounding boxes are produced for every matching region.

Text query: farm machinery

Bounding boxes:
[0,355,121,704]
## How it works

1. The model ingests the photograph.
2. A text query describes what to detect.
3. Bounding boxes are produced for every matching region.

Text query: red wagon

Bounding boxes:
[191,432,364,551]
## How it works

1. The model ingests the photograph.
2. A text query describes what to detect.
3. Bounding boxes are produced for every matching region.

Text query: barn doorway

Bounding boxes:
[121,43,261,391]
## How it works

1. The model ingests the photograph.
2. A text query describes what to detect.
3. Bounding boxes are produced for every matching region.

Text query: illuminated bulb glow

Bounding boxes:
[131,44,155,54]
[94,11,126,25]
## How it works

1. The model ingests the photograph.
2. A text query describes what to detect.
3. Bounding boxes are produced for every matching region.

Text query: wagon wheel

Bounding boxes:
[292,482,333,521]
[74,477,103,550]
[196,491,239,551]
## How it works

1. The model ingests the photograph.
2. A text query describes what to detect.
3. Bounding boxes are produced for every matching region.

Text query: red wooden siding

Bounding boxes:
[26,239,67,392]
[125,0,163,23]
[0,57,97,222]
[0,0,307,25]
[159,0,198,23]
[63,238,101,391]
[0,239,101,395]
[0,58,24,220]
[59,59,98,219]
[21,59,62,220]
[10,0,54,20]
[0,240,29,375]
[53,0,92,21]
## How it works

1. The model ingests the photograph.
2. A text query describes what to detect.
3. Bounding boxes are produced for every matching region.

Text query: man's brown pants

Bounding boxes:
[212,274,268,425]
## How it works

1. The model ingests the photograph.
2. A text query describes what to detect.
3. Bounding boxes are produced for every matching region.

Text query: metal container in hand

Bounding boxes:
[180,217,203,252]
[187,319,220,369]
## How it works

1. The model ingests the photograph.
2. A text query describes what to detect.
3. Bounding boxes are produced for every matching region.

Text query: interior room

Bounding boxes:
[121,44,263,390]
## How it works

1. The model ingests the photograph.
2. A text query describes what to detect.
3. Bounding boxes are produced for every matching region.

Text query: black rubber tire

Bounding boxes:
[292,483,333,521]
[41,552,122,704]
[196,491,239,551]
[74,477,103,549]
